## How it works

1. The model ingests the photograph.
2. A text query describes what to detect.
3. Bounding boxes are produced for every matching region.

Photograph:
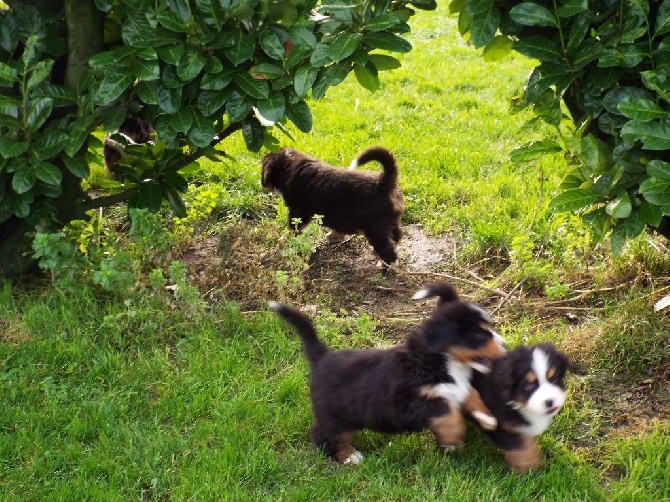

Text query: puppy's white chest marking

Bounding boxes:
[422,358,472,405]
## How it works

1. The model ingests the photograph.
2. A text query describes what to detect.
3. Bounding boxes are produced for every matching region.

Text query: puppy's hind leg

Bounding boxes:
[428,404,466,452]
[312,425,362,465]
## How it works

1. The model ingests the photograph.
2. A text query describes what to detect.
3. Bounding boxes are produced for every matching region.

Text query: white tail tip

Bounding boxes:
[348,159,359,170]
[268,301,282,311]
[412,288,430,300]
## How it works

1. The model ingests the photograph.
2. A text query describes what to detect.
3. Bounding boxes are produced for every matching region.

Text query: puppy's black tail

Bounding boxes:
[269,302,329,368]
[412,282,460,305]
[349,146,398,192]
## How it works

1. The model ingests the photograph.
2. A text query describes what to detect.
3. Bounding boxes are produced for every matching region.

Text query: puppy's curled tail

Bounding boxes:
[349,146,398,192]
[412,282,460,305]
[268,302,329,367]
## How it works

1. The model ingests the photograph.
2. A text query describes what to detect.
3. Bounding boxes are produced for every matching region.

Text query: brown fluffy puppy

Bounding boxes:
[261,146,404,264]
[268,283,506,465]
[103,117,155,176]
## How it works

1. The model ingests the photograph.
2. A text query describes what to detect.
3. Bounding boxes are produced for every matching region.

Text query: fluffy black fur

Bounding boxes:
[103,117,155,175]
[269,285,505,463]
[261,146,404,263]
[470,343,571,471]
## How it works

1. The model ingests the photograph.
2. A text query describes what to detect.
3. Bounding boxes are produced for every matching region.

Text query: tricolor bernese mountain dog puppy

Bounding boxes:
[470,343,571,471]
[268,282,506,464]
[261,146,404,264]
[103,117,155,176]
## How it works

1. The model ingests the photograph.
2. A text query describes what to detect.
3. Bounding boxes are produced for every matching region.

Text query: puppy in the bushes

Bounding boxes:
[103,117,155,176]
[470,343,571,472]
[261,146,404,264]
[268,282,506,465]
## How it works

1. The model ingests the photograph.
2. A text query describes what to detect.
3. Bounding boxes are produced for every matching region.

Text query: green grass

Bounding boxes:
[3,5,670,501]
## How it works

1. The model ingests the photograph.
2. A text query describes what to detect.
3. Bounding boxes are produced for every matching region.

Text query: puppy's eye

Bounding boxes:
[522,381,537,393]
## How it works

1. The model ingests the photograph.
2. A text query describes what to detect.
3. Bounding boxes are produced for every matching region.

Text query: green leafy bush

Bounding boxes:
[453,0,670,254]
[0,0,435,273]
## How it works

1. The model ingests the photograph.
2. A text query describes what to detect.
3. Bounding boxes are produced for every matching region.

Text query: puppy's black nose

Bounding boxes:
[545,399,554,409]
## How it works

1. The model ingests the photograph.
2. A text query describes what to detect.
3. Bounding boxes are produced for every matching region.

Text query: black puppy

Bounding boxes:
[103,117,155,176]
[269,283,505,464]
[261,146,404,264]
[470,343,571,471]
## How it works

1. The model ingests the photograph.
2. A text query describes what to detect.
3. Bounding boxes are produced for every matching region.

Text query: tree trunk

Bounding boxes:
[0,1,104,278]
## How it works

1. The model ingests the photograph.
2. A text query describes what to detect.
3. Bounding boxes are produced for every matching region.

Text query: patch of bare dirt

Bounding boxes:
[179,219,670,444]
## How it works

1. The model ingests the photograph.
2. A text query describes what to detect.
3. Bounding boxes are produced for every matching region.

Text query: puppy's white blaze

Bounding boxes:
[267,301,282,311]
[411,288,431,300]
[342,450,363,465]
[472,410,497,430]
[515,348,566,437]
[427,358,472,405]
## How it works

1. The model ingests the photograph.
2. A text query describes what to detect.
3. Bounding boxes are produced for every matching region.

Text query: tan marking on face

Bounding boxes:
[547,366,557,380]
[504,436,543,472]
[428,403,465,448]
[448,338,506,363]
[526,371,538,384]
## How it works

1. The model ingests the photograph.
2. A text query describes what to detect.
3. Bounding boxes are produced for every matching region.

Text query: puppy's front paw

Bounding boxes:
[341,450,363,465]
[472,410,498,430]
[441,441,464,453]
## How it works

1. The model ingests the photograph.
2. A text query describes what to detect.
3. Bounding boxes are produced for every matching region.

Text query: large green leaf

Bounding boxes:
[646,160,670,181]
[250,63,284,80]
[132,181,164,212]
[621,120,670,150]
[26,59,54,90]
[62,155,89,179]
[122,14,176,48]
[605,191,632,219]
[482,35,513,62]
[294,65,319,98]
[12,168,36,194]
[157,10,190,33]
[368,54,402,70]
[288,26,317,49]
[509,2,557,27]
[523,63,572,103]
[260,29,286,60]
[65,115,95,157]
[465,0,493,15]
[156,84,182,113]
[639,199,664,227]
[177,48,207,82]
[188,111,215,148]
[362,32,412,53]
[26,97,53,133]
[581,134,613,173]
[200,68,235,91]
[31,130,68,160]
[234,73,270,99]
[327,33,362,63]
[656,0,670,37]
[364,13,402,32]
[197,88,232,116]
[549,188,602,212]
[354,64,380,92]
[470,7,500,48]
[256,92,286,123]
[242,117,264,152]
[597,46,646,68]
[617,97,668,121]
[512,36,562,62]
[639,177,670,206]
[226,91,253,122]
[223,31,255,66]
[510,139,562,162]
[34,162,62,186]
[285,100,312,133]
[157,44,185,65]
[172,107,194,133]
[95,70,134,104]
[557,0,587,18]
[0,137,28,158]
